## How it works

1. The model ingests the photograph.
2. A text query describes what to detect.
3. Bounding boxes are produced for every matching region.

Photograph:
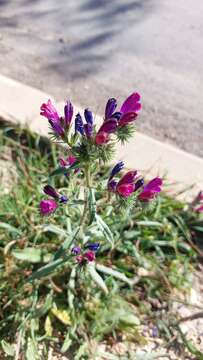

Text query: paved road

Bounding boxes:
[0,0,203,156]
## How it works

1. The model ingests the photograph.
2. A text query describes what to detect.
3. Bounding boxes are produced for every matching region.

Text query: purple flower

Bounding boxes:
[59,195,68,204]
[43,185,68,204]
[120,92,141,114]
[40,99,60,122]
[138,177,162,201]
[64,100,73,126]
[40,199,58,215]
[84,123,93,138]
[43,185,59,199]
[48,119,65,137]
[134,178,144,191]
[84,108,93,125]
[109,161,124,181]
[111,112,122,121]
[108,180,117,192]
[105,98,117,120]
[71,246,81,255]
[85,242,100,251]
[75,113,84,135]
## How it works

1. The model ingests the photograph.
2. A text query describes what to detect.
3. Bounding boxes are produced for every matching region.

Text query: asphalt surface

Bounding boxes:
[0,0,203,157]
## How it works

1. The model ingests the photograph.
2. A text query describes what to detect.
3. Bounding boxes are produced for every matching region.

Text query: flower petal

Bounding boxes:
[120,92,141,114]
[117,183,135,197]
[117,171,137,186]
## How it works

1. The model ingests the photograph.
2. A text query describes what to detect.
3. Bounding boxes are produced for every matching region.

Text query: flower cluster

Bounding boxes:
[108,162,162,201]
[96,92,141,144]
[39,91,163,269]
[71,243,100,264]
[40,92,141,147]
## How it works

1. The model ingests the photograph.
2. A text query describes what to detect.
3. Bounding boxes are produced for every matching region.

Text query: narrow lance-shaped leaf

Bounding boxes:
[95,214,114,245]
[87,263,108,294]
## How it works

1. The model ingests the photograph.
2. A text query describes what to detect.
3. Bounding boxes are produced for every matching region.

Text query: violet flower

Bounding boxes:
[40,99,60,122]
[64,100,73,126]
[72,246,81,255]
[75,113,84,135]
[84,108,93,126]
[85,242,100,251]
[105,98,117,120]
[138,177,163,201]
[43,185,59,199]
[84,108,94,138]
[40,199,58,215]
[109,161,124,181]
[48,119,65,137]
[43,185,68,204]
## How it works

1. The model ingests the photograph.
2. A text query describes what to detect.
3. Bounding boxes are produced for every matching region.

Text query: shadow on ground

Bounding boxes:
[0,0,152,79]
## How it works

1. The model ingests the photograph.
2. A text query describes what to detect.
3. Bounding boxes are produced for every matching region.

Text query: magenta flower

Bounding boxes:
[108,166,139,198]
[84,250,95,262]
[116,171,138,197]
[64,100,73,126]
[120,92,141,114]
[40,99,60,122]
[196,205,203,213]
[40,199,58,215]
[138,177,162,201]
[95,119,117,145]
[59,154,79,175]
[118,92,141,127]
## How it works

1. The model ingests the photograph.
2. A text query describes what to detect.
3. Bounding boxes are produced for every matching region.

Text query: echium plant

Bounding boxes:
[31,92,163,290]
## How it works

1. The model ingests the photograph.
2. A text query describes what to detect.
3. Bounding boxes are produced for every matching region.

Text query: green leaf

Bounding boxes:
[67,266,76,309]
[95,214,114,245]
[96,264,137,286]
[136,220,163,227]
[0,222,21,235]
[61,332,72,353]
[32,293,53,318]
[25,337,40,360]
[135,351,170,360]
[42,224,68,237]
[12,248,52,263]
[119,313,140,326]
[1,340,15,356]
[27,257,68,282]
[87,263,108,294]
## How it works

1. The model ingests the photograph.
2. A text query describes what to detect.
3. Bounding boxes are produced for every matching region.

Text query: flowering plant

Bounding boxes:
[31,92,162,290]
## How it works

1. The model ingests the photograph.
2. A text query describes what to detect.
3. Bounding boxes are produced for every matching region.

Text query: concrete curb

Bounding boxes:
[0,74,202,199]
